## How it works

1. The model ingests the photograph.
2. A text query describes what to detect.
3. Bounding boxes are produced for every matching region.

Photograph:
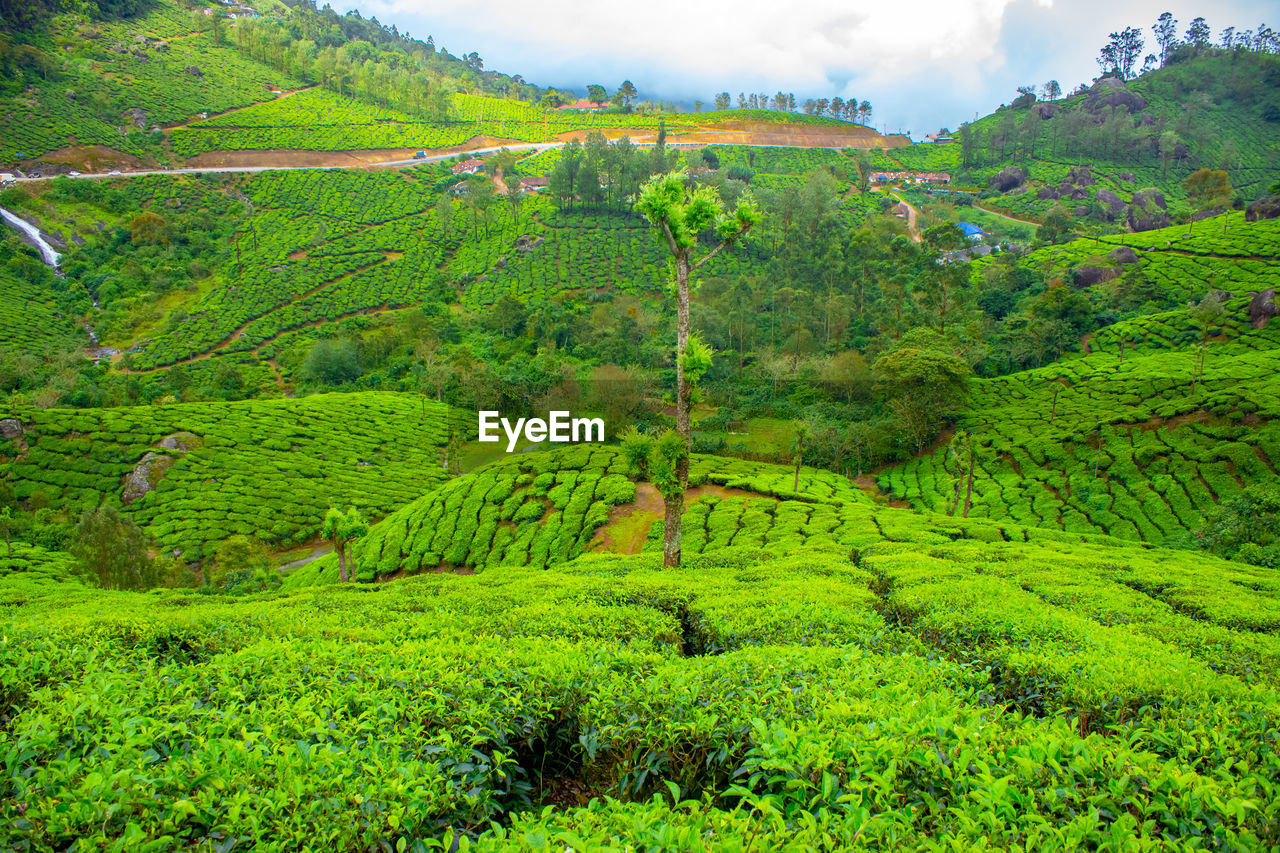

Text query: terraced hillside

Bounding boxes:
[4,538,1277,848]
[0,2,306,166]
[0,392,456,560]
[169,88,885,159]
[872,51,1280,220]
[284,445,1141,586]
[973,213,1280,307]
[878,310,1280,545]
[6,161,876,372]
[0,230,88,354]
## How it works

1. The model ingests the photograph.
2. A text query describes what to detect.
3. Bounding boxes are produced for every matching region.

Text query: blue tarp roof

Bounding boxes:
[956,222,985,237]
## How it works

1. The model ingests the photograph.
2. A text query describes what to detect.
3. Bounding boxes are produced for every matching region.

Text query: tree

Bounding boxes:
[0,506,11,557]
[301,338,361,385]
[873,329,970,455]
[71,505,158,590]
[1097,26,1144,79]
[858,100,872,124]
[586,84,607,105]
[615,80,637,111]
[1153,12,1179,66]
[946,430,981,517]
[321,506,368,583]
[713,92,731,111]
[1183,169,1232,230]
[1043,79,1061,100]
[1185,16,1210,48]
[636,172,758,566]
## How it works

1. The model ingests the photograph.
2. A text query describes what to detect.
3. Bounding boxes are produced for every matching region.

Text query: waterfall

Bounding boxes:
[0,207,61,266]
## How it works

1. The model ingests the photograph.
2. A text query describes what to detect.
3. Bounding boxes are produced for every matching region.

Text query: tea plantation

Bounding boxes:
[879,329,1280,544]
[2,535,1277,849]
[283,445,1143,586]
[0,392,455,560]
[972,213,1280,307]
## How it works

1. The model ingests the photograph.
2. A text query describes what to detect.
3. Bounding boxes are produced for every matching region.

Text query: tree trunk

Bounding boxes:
[337,541,348,582]
[674,253,692,451]
[662,490,683,568]
[663,253,693,569]
[963,448,975,518]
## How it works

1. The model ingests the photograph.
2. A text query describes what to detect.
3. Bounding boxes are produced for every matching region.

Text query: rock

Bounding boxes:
[1117,172,1136,183]
[1084,77,1147,114]
[1096,188,1125,220]
[0,418,23,440]
[514,235,545,254]
[1207,289,1233,302]
[1245,195,1280,222]
[1073,205,1091,217]
[122,452,174,504]
[1032,102,1058,119]
[1036,186,1059,200]
[1191,207,1223,223]
[122,107,148,130]
[1073,265,1120,288]
[1127,188,1170,232]
[1058,185,1089,201]
[158,432,200,452]
[1067,165,1094,186]
[122,434,197,503]
[185,65,204,77]
[1108,246,1139,264]
[1249,289,1278,329]
[990,167,1026,192]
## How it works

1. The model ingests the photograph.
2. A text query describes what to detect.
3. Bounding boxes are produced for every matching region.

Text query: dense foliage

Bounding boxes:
[2,539,1277,849]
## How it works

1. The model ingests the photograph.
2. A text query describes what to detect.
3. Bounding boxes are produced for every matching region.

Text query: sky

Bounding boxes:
[355,0,1276,137]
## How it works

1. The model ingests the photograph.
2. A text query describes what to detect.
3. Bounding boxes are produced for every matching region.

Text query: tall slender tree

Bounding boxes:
[636,173,759,567]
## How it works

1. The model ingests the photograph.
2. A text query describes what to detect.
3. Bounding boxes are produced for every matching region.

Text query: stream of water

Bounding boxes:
[0,206,61,266]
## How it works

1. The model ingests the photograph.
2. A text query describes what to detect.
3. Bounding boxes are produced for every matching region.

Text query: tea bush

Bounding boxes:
[2,539,1277,850]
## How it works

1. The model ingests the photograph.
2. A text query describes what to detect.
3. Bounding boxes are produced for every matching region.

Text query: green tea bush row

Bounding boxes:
[3,539,1277,849]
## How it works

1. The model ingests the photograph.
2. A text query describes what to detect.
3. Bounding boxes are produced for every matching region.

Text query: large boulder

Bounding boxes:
[1073,265,1120,288]
[122,452,171,504]
[1032,102,1058,119]
[1249,289,1278,329]
[1117,172,1136,184]
[0,418,23,440]
[1245,196,1280,222]
[121,107,148,130]
[1127,188,1170,232]
[1057,184,1088,201]
[1084,77,1146,114]
[1066,165,1094,186]
[1108,246,1139,264]
[1096,188,1125,220]
[990,167,1026,192]
[1037,186,1060,200]
[121,433,196,504]
[1191,207,1224,223]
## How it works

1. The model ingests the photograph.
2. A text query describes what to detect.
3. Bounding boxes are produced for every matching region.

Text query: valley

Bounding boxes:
[1,0,1279,848]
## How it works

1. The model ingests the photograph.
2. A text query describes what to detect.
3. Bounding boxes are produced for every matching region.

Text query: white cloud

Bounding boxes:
[359,0,1278,134]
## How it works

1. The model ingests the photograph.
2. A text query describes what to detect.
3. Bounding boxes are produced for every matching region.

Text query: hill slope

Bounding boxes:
[0,392,456,560]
